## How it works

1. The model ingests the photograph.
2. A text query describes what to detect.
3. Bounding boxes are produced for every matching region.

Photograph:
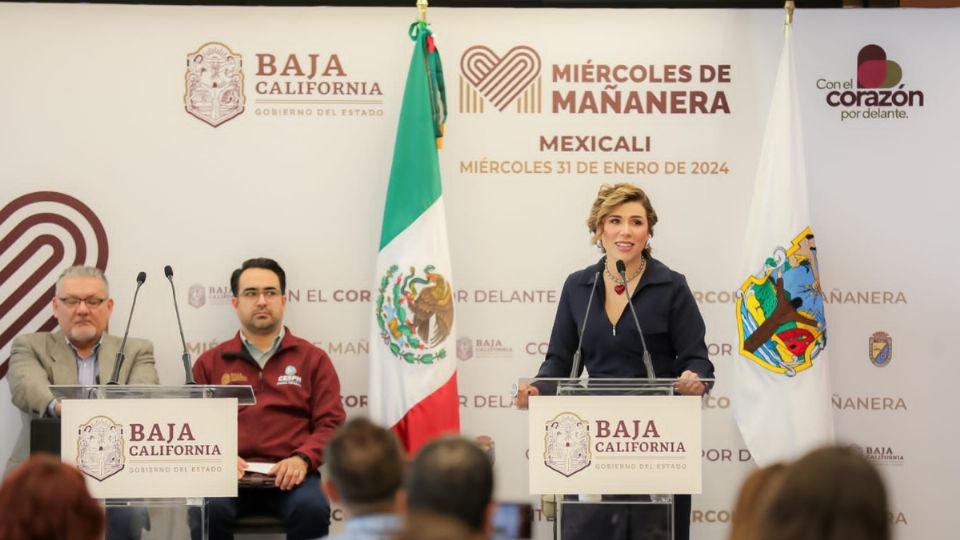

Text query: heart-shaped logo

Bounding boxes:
[857,44,902,89]
[461,45,541,111]
[0,191,109,380]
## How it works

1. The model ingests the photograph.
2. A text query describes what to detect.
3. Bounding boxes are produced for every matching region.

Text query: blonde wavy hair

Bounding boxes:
[586,183,658,254]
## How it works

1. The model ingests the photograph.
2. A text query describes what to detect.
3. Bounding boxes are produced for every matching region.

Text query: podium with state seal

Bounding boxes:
[522,377,710,540]
[47,384,254,540]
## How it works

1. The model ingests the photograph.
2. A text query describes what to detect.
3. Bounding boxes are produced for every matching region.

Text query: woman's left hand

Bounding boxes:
[675,370,707,396]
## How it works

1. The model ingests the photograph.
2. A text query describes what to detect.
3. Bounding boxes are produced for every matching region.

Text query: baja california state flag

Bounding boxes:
[368,21,459,454]
[732,20,834,467]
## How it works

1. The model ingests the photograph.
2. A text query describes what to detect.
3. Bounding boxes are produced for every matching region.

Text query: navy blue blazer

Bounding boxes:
[536,257,714,380]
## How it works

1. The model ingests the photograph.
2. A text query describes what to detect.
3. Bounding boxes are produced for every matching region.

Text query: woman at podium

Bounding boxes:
[516,182,714,540]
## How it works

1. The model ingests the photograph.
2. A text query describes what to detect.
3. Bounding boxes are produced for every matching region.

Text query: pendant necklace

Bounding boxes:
[605,258,647,295]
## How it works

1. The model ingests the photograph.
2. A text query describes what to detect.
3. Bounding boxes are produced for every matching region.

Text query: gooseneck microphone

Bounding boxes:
[616,259,656,380]
[569,259,603,379]
[164,265,195,384]
[109,271,146,385]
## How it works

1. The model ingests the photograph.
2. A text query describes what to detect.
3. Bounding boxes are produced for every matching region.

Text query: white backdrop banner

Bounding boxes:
[2,4,958,539]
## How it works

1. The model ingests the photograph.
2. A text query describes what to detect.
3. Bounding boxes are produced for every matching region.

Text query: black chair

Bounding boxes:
[29,417,61,455]
[230,480,286,536]
[231,511,286,535]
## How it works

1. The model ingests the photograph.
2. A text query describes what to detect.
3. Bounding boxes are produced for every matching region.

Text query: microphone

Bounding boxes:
[164,265,195,384]
[616,260,656,380]
[109,271,146,385]
[569,259,603,379]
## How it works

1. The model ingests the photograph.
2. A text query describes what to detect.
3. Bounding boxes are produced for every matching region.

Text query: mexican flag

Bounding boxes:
[732,22,834,466]
[368,21,459,454]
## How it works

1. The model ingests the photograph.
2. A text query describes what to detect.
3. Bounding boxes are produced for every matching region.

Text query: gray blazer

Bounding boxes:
[5,330,158,473]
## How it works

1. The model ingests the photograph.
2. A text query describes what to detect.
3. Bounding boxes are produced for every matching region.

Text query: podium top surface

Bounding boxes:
[49,384,256,405]
[519,377,716,396]
[521,377,716,384]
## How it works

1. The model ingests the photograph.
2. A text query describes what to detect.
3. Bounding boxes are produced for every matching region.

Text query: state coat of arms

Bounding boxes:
[869,331,892,367]
[544,412,591,477]
[735,227,827,377]
[77,416,125,481]
[184,42,245,127]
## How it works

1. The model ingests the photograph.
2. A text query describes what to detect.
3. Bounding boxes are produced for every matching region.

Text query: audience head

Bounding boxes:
[406,436,494,535]
[0,453,104,540]
[393,511,478,540]
[728,463,787,540]
[754,445,890,540]
[323,417,405,515]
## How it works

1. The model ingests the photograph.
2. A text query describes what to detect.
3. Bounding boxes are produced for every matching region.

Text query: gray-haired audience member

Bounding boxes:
[320,418,406,540]
[404,437,495,539]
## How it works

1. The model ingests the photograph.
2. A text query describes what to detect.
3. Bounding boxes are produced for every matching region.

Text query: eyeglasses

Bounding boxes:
[238,289,282,300]
[58,296,107,307]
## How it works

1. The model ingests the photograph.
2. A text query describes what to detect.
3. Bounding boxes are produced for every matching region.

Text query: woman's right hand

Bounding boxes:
[513,383,540,409]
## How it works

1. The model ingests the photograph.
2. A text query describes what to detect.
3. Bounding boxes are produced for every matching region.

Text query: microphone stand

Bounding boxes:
[109,272,146,385]
[165,266,195,385]
[569,259,603,379]
[617,260,656,380]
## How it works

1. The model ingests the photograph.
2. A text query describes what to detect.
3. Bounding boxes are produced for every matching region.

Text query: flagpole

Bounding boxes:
[418,0,428,23]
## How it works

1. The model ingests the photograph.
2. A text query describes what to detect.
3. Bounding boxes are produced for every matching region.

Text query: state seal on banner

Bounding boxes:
[869,331,892,367]
[544,412,591,477]
[735,227,826,377]
[456,336,474,361]
[77,416,125,482]
[375,264,453,365]
[185,42,245,127]
[188,283,206,308]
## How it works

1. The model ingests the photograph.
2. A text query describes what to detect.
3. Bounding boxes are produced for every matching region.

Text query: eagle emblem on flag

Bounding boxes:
[735,227,826,377]
[376,264,454,365]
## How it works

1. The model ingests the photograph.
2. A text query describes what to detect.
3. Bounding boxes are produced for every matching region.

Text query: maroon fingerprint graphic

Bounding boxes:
[461,45,541,111]
[0,192,109,380]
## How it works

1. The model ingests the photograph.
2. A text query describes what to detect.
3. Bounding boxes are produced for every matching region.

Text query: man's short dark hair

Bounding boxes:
[407,437,494,533]
[230,258,286,296]
[325,418,405,509]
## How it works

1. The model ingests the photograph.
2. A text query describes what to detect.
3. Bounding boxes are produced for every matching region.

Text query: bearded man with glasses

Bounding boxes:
[6,265,158,539]
[190,257,345,540]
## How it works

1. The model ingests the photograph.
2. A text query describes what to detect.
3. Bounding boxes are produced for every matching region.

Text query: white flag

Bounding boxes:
[732,23,835,467]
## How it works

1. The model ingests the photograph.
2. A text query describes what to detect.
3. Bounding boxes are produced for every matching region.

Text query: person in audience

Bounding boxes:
[0,453,104,540]
[392,511,478,540]
[727,463,786,540]
[320,418,405,540]
[754,445,890,540]
[404,437,494,539]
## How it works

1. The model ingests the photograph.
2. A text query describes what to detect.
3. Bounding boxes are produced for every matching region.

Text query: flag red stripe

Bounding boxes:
[391,372,460,455]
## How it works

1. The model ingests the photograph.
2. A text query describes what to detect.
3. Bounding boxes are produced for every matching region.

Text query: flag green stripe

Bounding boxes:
[379,30,442,250]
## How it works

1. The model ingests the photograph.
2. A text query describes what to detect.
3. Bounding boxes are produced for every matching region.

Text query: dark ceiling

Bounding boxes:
[2,1,862,8]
